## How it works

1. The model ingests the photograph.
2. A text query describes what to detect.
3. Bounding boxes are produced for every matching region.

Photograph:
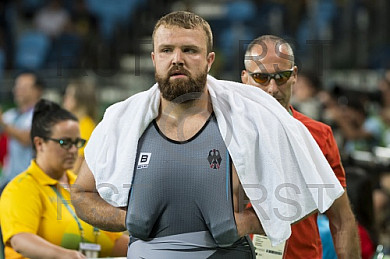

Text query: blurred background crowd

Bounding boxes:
[0,0,390,258]
[1,0,389,102]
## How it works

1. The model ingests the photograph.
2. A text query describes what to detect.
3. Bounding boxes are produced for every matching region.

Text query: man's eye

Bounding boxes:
[184,48,196,53]
[161,48,171,53]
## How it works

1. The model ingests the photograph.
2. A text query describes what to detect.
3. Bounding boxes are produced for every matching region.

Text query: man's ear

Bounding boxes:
[291,65,298,86]
[206,52,215,72]
[151,52,156,67]
[241,70,249,84]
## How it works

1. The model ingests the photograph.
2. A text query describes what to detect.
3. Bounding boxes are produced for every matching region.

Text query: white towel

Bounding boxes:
[84,75,344,245]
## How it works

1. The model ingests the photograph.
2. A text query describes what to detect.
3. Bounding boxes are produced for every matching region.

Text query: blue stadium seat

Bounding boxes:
[226,0,257,23]
[15,31,51,69]
[85,0,142,40]
[297,0,336,48]
[47,33,82,70]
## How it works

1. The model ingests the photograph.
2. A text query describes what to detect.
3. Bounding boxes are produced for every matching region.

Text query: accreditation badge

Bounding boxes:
[253,234,286,259]
[79,242,101,258]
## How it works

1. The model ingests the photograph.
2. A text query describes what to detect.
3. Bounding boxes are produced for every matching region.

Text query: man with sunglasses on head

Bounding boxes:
[241,35,360,259]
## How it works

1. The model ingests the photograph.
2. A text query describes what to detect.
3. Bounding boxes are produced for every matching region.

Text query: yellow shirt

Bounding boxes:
[0,160,123,259]
[79,116,96,157]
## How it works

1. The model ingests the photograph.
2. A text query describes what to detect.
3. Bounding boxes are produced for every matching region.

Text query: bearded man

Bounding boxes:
[71,11,345,259]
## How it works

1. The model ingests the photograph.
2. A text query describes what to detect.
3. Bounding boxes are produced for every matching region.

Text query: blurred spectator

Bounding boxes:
[0,71,44,191]
[366,107,390,148]
[373,170,390,251]
[63,80,97,174]
[70,0,98,39]
[291,70,323,121]
[330,98,390,152]
[0,99,128,258]
[43,0,101,72]
[327,95,379,154]
[69,0,99,67]
[33,0,71,39]
[346,167,377,259]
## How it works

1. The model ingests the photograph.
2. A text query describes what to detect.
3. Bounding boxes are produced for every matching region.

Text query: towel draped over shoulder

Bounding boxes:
[84,75,344,245]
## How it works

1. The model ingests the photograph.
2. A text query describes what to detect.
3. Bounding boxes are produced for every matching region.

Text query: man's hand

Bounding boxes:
[234,207,265,237]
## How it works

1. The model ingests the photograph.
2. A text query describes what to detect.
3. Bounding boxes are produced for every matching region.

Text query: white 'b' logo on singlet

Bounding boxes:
[137,152,151,169]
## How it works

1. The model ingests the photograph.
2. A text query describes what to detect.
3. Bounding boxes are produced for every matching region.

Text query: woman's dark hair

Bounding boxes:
[31,99,78,151]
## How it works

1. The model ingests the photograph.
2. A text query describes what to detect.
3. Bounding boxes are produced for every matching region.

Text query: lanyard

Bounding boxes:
[50,185,99,243]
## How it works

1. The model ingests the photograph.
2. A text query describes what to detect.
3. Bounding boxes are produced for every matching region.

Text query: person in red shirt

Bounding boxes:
[241,34,360,259]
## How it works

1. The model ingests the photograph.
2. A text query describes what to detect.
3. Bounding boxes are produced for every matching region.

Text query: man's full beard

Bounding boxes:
[156,66,208,103]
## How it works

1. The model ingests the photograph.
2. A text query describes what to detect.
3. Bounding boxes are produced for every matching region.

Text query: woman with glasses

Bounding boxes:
[0,99,128,259]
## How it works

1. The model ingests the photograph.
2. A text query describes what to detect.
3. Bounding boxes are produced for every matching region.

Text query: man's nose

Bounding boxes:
[172,49,184,66]
[266,79,279,95]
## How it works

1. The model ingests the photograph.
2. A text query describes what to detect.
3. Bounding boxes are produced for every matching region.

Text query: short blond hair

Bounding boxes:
[152,11,213,53]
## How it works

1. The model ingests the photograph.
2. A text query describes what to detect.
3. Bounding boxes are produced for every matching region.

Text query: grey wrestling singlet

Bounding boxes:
[126,114,255,258]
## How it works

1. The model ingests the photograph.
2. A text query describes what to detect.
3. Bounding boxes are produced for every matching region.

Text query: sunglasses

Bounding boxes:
[248,69,294,86]
[44,137,86,150]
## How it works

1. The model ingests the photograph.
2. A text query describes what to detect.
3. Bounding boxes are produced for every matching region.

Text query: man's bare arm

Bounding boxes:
[70,161,127,232]
[326,191,361,259]
[232,164,265,236]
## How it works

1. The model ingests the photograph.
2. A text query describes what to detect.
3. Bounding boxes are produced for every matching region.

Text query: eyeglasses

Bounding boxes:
[44,137,86,150]
[248,69,294,86]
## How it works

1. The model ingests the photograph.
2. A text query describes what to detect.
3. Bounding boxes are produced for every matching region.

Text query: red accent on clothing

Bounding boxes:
[248,107,346,258]
[283,106,346,259]
[358,224,375,259]
[290,106,346,188]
